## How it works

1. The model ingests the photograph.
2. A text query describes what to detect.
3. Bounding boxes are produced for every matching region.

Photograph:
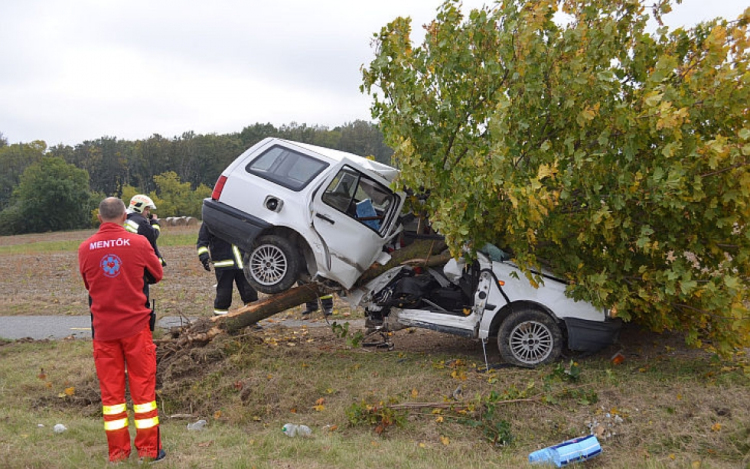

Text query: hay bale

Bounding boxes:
[185,216,198,226]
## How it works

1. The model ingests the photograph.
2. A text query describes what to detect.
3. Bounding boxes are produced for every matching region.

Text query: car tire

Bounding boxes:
[497,309,562,367]
[243,235,300,294]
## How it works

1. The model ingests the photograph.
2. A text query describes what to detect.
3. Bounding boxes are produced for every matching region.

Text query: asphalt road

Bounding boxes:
[0,316,190,340]
[0,315,360,340]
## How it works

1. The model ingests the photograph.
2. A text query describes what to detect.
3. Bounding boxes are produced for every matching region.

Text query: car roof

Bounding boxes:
[273,138,400,183]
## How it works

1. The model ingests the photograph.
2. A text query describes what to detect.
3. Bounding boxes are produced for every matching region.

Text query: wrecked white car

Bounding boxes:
[202,138,405,294]
[347,246,622,368]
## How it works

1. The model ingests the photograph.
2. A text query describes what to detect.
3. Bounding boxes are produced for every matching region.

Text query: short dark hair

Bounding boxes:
[99,197,126,221]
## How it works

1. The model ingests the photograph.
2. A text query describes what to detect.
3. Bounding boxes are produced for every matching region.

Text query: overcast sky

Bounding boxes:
[0,0,747,147]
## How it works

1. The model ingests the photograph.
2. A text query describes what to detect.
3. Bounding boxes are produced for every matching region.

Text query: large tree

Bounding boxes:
[362,0,750,352]
[12,157,93,233]
[0,141,46,211]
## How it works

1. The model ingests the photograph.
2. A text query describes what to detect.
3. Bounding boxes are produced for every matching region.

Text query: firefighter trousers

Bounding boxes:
[214,268,258,314]
[93,325,161,462]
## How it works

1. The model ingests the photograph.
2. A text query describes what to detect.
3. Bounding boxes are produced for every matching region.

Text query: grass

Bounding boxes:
[1,227,749,468]
[1,327,749,468]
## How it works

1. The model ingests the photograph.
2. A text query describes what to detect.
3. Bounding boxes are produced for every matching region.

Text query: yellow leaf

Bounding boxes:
[669,454,676,460]
[214,410,222,419]
[537,163,556,181]
[692,461,701,468]
[431,409,443,414]
[411,388,419,398]
[435,416,444,423]
[313,404,325,412]
[418,443,426,448]
[64,387,75,396]
[440,435,450,446]
[711,423,721,432]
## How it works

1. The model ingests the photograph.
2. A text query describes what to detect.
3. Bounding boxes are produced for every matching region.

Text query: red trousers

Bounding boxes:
[93,326,161,462]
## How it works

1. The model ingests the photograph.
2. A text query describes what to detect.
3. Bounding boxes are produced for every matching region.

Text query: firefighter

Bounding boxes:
[197,223,258,315]
[301,286,333,317]
[294,278,333,318]
[125,194,166,267]
[78,197,165,463]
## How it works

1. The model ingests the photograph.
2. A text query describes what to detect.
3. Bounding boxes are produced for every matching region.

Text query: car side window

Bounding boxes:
[321,166,397,235]
[246,146,328,191]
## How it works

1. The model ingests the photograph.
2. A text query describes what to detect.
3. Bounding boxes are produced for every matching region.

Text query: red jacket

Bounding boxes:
[79,222,164,341]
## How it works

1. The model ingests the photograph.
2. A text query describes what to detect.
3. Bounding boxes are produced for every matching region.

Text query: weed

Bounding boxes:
[345,399,406,435]
[330,321,365,347]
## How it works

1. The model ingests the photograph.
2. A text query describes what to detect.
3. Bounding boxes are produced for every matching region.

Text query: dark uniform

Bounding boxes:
[125,211,166,267]
[302,284,334,316]
[197,223,258,315]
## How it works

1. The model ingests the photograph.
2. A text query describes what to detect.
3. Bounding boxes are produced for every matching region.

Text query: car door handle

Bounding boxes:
[315,213,335,224]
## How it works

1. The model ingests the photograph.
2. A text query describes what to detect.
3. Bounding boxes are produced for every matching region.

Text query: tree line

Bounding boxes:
[0,121,392,235]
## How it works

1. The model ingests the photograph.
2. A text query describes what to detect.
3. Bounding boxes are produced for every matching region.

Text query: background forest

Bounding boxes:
[0,120,392,235]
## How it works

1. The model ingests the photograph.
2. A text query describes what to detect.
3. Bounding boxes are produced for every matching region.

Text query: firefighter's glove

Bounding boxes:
[199,253,211,272]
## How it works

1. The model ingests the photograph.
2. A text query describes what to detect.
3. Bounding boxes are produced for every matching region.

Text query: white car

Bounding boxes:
[346,247,622,367]
[202,138,406,294]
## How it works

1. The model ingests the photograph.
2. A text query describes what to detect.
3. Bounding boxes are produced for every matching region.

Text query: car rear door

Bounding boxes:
[310,161,404,289]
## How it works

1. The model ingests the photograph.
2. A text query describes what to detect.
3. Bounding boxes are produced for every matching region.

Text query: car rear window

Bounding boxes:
[246,145,328,191]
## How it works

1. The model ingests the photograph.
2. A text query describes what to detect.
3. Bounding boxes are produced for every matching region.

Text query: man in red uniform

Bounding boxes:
[78,197,165,463]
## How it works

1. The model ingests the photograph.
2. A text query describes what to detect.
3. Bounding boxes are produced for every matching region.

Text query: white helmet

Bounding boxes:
[128,194,156,214]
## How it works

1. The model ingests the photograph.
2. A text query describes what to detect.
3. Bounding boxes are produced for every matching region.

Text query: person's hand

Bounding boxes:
[199,253,211,271]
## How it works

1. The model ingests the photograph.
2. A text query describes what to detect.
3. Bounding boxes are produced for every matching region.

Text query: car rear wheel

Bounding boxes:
[497,309,562,367]
[244,235,300,294]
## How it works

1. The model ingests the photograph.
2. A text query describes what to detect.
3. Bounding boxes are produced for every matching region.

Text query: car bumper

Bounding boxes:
[201,198,272,253]
[564,317,623,352]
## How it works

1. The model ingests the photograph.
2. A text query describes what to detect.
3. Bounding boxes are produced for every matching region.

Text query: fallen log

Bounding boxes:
[203,238,451,336]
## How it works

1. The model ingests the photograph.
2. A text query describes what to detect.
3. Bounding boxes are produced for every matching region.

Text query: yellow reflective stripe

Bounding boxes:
[197,247,209,255]
[232,246,244,269]
[133,400,157,413]
[135,416,159,429]
[320,294,333,299]
[152,224,160,231]
[104,418,129,431]
[124,220,138,233]
[102,403,127,415]
[214,309,228,315]
[214,260,234,267]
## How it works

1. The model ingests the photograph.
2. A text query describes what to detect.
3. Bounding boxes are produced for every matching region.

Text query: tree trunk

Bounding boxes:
[214,238,450,334]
